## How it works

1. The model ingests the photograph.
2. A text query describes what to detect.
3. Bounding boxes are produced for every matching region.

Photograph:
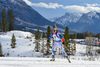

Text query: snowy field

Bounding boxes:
[0,57,100,67]
[0,30,100,67]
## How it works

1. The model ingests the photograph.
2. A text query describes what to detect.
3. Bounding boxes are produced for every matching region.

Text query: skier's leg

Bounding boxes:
[51,42,57,61]
[59,43,71,63]
[52,43,56,55]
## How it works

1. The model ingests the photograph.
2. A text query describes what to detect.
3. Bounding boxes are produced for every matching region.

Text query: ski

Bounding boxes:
[50,59,55,61]
[66,56,71,63]
[67,59,71,63]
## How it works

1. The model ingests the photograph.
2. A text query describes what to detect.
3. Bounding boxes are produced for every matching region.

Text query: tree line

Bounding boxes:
[70,31,100,39]
[0,8,15,32]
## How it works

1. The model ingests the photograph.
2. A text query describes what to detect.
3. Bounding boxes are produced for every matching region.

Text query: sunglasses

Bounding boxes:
[52,31,55,33]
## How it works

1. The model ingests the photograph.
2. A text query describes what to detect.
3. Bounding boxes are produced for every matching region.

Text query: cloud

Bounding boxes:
[86,3,100,7]
[62,5,87,13]
[31,2,63,9]
[23,0,63,9]
[23,0,100,13]
[63,5,100,13]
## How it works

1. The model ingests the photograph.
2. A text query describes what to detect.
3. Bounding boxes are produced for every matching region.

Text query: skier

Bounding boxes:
[47,28,71,63]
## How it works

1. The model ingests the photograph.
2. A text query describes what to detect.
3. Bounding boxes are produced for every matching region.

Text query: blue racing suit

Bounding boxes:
[48,32,67,56]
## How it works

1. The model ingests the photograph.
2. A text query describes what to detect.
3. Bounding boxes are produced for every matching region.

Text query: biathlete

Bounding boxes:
[47,28,71,63]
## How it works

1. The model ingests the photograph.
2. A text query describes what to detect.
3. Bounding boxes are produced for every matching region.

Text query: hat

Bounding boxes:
[52,28,56,31]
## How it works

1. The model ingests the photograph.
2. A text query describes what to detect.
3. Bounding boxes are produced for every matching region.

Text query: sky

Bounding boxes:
[23,0,100,19]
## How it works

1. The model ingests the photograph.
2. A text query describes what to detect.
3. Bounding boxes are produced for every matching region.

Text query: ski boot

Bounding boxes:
[50,55,55,61]
[66,56,71,63]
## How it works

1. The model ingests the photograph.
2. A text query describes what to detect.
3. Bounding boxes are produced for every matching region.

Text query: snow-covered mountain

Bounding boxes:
[78,11,100,24]
[50,11,100,33]
[50,12,82,26]
[73,11,100,33]
[0,0,64,33]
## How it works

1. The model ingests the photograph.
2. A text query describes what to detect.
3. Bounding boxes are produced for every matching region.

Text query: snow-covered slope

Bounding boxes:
[6,30,34,38]
[0,30,43,57]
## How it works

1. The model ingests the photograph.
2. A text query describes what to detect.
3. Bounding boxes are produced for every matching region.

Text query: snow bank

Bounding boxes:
[6,30,34,38]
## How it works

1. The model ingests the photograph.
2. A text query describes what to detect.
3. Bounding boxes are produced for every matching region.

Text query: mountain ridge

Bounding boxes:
[50,11,100,33]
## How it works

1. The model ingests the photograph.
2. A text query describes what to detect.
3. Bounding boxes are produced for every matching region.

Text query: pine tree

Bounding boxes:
[83,32,85,39]
[24,28,27,32]
[85,31,89,37]
[11,34,16,48]
[64,26,70,54]
[41,32,46,56]
[71,35,74,43]
[72,35,76,54]
[42,32,45,38]
[35,42,40,52]
[95,33,100,39]
[46,26,51,39]
[0,19,2,32]
[2,8,8,32]
[35,28,41,40]
[7,9,15,31]
[86,32,94,56]
[0,43,3,57]
[46,26,51,55]
[5,22,9,32]
[35,28,41,52]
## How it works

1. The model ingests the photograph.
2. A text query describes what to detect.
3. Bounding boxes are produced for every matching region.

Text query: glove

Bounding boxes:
[47,40,49,42]
[62,42,64,44]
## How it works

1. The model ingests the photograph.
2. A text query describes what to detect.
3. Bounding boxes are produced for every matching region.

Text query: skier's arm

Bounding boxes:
[59,34,64,42]
[48,34,53,41]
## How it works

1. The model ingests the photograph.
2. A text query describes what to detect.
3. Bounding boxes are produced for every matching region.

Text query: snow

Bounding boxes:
[0,57,100,67]
[87,11,99,19]
[0,30,36,57]
[0,30,100,67]
[75,43,86,56]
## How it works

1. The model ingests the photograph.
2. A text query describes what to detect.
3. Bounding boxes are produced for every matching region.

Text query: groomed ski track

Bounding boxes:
[0,57,100,67]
